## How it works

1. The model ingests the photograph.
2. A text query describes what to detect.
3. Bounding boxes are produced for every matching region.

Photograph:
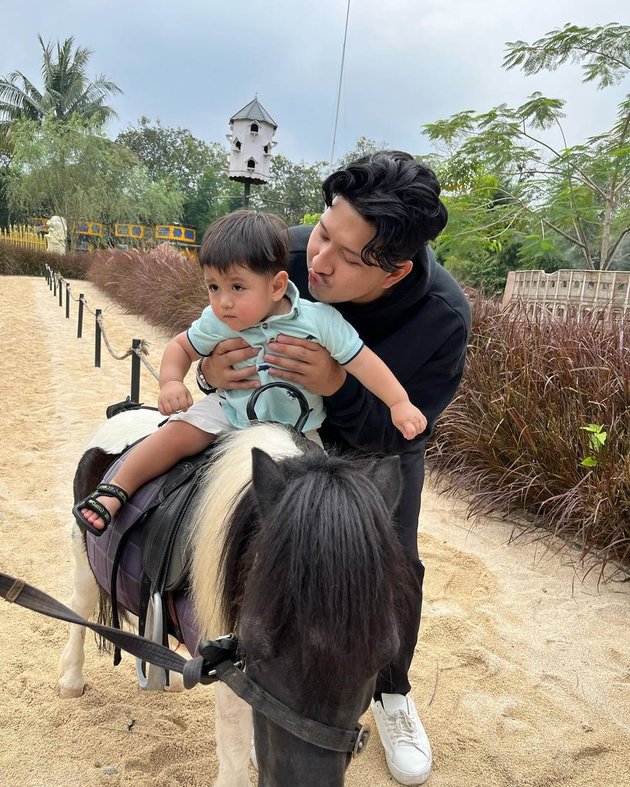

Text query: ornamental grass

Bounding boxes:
[428,293,629,570]
[86,245,206,334]
[0,242,91,278]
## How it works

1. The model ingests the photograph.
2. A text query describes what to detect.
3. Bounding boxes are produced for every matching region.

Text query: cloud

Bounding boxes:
[2,0,627,163]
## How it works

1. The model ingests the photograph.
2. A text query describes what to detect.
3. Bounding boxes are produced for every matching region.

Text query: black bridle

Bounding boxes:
[0,572,369,757]
[246,381,312,433]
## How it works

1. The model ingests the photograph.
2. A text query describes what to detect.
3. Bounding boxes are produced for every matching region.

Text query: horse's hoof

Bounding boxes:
[58,680,85,698]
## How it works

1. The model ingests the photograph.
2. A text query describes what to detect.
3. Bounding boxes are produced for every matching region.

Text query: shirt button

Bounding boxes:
[262,323,268,329]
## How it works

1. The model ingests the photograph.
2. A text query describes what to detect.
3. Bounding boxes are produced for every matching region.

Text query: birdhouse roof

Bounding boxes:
[230,98,277,129]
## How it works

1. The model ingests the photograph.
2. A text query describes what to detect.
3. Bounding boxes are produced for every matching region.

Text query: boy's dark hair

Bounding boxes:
[199,210,289,275]
[322,150,448,272]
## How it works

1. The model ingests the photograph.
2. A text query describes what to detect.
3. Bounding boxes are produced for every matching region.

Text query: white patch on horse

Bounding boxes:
[84,409,164,454]
[188,423,302,639]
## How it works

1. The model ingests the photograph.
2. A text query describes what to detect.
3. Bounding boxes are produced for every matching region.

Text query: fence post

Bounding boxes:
[58,279,63,307]
[65,283,70,319]
[130,339,141,403]
[53,275,57,296]
[77,295,84,338]
[95,309,102,368]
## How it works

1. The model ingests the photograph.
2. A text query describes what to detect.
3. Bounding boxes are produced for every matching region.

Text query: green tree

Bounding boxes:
[182,166,244,234]
[6,116,183,238]
[116,118,242,230]
[0,35,121,140]
[116,118,219,196]
[335,136,388,169]
[254,155,327,225]
[424,23,630,272]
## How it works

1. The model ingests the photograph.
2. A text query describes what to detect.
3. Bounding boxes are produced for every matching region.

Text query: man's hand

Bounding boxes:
[158,381,194,416]
[265,334,347,397]
[199,338,260,391]
[390,400,427,440]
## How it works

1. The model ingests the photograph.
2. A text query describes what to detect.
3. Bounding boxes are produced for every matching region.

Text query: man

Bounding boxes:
[198,150,471,785]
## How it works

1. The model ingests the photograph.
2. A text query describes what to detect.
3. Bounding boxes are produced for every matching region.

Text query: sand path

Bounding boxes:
[0,275,628,787]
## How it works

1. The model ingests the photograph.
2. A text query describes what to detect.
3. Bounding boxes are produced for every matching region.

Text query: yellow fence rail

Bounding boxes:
[0,224,47,251]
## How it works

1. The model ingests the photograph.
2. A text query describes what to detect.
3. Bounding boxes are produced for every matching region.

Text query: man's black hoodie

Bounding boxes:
[288,224,471,451]
[290,224,471,693]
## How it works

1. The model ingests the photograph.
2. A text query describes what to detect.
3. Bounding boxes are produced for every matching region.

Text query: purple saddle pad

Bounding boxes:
[85,454,201,656]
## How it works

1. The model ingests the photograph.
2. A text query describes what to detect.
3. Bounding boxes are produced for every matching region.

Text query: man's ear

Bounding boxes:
[271,270,289,301]
[382,260,413,291]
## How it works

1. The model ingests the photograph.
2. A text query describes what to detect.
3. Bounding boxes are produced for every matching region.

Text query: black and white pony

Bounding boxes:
[58,412,414,786]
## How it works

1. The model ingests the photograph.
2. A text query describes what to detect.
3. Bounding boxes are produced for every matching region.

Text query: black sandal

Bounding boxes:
[72,483,129,537]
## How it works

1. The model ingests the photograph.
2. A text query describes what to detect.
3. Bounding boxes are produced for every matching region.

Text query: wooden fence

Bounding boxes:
[502,269,630,320]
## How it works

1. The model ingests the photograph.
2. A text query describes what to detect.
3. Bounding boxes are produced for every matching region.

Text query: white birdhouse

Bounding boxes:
[227,97,277,184]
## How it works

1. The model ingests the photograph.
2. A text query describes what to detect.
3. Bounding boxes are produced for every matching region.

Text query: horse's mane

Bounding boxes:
[188,424,305,639]
[214,435,416,696]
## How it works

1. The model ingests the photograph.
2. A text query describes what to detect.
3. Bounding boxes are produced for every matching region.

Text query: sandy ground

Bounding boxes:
[0,274,628,787]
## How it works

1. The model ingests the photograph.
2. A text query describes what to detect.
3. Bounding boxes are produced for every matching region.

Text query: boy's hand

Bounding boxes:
[158,381,194,415]
[390,400,427,440]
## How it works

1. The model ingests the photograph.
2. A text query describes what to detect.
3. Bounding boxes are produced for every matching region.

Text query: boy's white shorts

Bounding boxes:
[168,393,323,447]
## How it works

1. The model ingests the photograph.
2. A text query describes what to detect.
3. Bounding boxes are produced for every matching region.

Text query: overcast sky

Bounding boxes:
[2,1,628,165]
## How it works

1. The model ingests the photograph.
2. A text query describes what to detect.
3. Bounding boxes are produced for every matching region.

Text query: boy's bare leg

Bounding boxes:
[80,421,215,530]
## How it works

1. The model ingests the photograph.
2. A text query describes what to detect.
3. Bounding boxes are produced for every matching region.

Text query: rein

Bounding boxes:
[0,572,368,757]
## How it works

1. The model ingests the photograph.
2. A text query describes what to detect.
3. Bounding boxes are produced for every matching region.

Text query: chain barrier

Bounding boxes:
[44,264,160,401]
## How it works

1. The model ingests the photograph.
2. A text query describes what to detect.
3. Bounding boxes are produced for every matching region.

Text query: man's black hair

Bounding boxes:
[322,150,448,272]
[199,209,289,275]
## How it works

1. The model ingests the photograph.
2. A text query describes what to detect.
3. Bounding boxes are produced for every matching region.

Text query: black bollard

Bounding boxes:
[95,309,102,368]
[53,276,57,296]
[58,279,63,307]
[77,295,84,338]
[130,339,141,403]
[65,283,70,318]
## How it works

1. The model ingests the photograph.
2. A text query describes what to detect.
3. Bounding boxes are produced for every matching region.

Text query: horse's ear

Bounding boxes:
[251,447,286,519]
[369,455,402,514]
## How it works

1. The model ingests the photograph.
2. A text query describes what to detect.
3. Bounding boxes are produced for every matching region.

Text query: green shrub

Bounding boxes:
[428,294,630,569]
[0,242,92,278]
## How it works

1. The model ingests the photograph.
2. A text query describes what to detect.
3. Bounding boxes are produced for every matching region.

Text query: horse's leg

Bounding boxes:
[214,683,253,787]
[57,527,100,697]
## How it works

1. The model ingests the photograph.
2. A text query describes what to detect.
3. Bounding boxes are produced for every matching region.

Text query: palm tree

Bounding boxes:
[0,35,122,139]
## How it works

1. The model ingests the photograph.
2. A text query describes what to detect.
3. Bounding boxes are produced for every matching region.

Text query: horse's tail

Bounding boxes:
[188,424,304,639]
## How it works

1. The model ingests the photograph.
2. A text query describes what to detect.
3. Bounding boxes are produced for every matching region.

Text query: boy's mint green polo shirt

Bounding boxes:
[187,281,364,431]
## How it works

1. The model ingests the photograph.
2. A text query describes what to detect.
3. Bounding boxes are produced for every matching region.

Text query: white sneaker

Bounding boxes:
[371,694,432,785]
